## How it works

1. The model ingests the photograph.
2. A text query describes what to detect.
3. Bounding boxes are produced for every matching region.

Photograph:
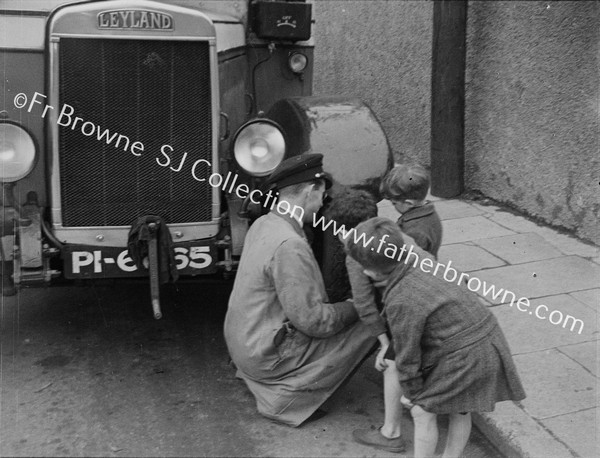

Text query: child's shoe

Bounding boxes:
[352,426,406,453]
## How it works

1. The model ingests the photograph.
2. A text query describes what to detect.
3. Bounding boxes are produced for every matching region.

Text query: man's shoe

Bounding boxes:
[352,426,406,453]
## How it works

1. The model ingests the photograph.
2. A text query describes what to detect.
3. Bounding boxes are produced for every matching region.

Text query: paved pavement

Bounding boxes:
[378,196,599,458]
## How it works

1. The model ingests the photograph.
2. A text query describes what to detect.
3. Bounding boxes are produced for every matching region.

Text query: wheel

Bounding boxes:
[312,181,382,303]
[310,190,352,304]
[319,228,351,303]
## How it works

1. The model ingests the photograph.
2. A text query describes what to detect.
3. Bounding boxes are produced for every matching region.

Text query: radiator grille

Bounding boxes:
[58,38,213,227]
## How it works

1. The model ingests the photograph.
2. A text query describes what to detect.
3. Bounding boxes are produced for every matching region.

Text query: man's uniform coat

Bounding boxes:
[224,211,375,426]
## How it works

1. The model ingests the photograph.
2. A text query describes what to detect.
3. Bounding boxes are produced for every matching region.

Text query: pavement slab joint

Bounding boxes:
[426,197,598,458]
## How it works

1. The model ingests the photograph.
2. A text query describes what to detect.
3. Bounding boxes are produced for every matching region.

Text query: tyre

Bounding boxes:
[313,181,381,303]
[319,228,351,303]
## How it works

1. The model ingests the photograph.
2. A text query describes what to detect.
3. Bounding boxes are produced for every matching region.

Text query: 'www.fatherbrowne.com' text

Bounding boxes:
[313,214,585,335]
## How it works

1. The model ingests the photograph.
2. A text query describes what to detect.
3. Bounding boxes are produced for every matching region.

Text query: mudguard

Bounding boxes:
[266,96,393,189]
[229,97,392,262]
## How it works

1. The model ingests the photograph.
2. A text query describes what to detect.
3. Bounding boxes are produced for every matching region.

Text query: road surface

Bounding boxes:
[0,280,503,457]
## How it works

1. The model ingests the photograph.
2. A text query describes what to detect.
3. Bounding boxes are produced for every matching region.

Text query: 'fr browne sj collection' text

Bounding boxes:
[14,91,221,182]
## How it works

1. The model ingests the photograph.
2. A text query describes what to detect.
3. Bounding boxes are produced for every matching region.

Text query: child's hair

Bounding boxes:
[380,164,430,201]
[326,187,378,229]
[347,217,405,271]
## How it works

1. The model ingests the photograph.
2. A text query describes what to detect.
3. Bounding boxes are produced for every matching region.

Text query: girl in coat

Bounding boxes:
[347,217,526,458]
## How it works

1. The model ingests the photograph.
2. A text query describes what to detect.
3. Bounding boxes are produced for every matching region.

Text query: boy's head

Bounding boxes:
[380,164,430,213]
[326,187,378,230]
[347,217,405,281]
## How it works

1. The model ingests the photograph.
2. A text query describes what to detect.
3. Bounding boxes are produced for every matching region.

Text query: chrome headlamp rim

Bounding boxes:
[288,51,308,74]
[0,120,37,183]
[232,118,286,177]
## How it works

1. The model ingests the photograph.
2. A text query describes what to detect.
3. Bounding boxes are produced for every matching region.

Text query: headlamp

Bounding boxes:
[233,119,285,176]
[288,52,308,74]
[0,122,36,182]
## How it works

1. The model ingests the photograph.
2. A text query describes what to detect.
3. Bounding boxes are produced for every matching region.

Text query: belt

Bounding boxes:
[422,313,498,366]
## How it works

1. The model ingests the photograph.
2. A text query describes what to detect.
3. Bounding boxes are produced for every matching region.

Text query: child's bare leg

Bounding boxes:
[442,413,472,458]
[380,359,402,438]
[411,405,438,458]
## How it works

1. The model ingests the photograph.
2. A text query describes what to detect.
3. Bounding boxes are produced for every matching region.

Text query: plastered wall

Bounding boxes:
[312,0,433,165]
[465,1,599,243]
[313,0,599,244]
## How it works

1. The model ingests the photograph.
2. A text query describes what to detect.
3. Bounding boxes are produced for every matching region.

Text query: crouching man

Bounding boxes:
[224,154,376,427]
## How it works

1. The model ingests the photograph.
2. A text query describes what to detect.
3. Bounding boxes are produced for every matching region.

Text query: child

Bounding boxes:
[347,217,526,458]
[380,164,442,257]
[326,188,404,453]
[328,174,443,453]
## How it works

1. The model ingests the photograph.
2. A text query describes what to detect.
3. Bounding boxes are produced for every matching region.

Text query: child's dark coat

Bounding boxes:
[397,202,443,258]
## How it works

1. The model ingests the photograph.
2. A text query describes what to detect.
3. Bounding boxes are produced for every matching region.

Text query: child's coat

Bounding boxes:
[383,253,526,413]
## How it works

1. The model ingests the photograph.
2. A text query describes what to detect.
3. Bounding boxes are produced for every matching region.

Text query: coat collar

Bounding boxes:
[399,201,434,223]
[270,209,307,239]
[387,259,412,286]
[380,259,412,307]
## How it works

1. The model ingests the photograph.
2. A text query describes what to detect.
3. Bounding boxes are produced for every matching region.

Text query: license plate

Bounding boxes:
[64,241,217,279]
